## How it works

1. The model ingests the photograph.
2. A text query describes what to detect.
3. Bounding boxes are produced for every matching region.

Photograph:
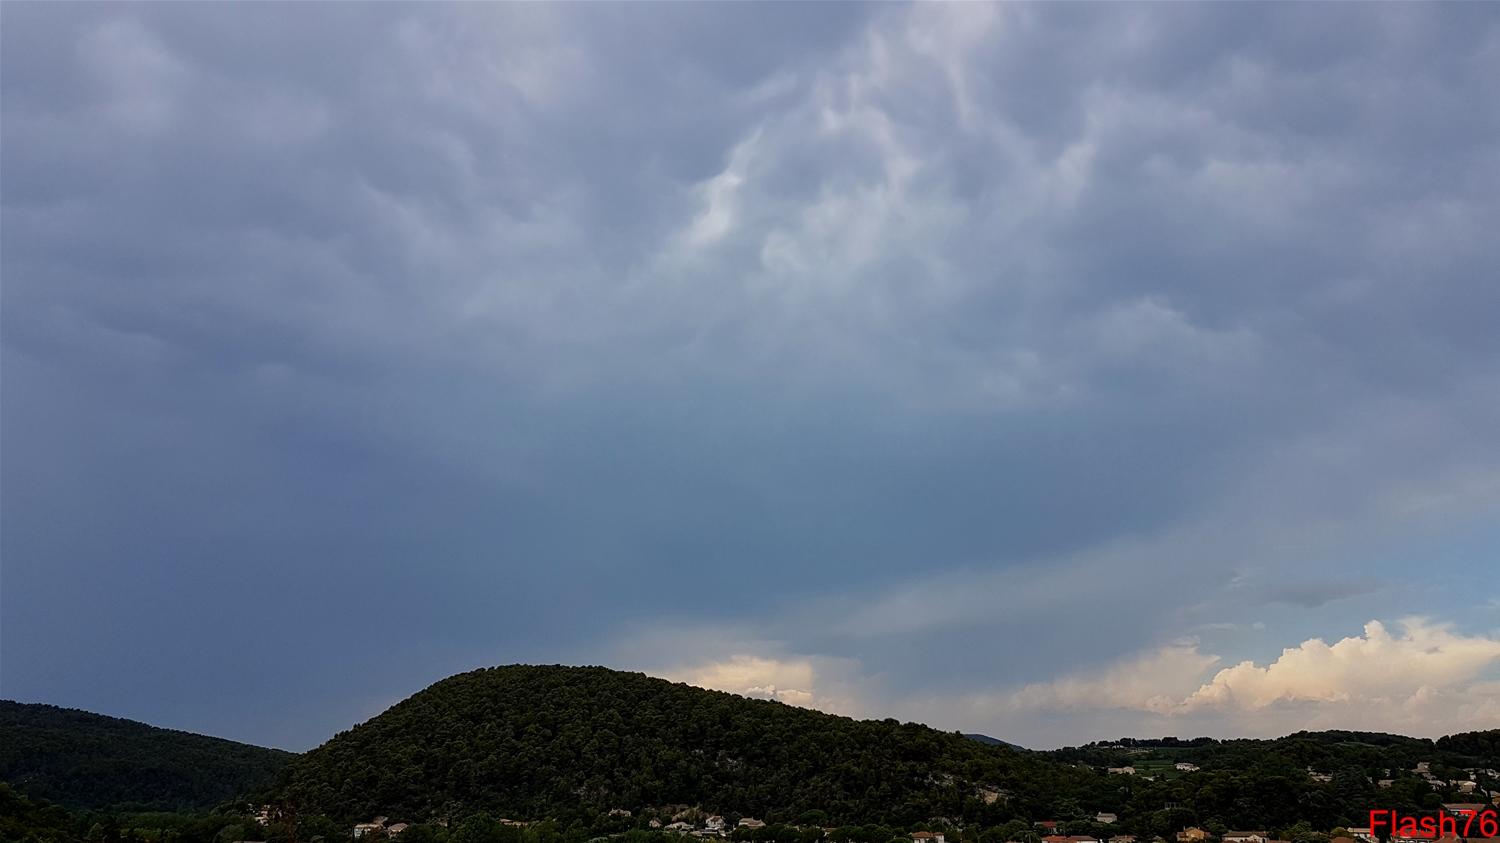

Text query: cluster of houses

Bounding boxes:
[1178,832,1273,843]
[333,786,1500,843]
[1397,762,1500,796]
[333,809,1500,843]
[647,815,771,837]
[1170,817,1500,843]
[1105,762,1198,780]
[639,820,1139,843]
[1104,758,1499,803]
[353,817,411,839]
[332,817,1261,843]
[631,821,1500,843]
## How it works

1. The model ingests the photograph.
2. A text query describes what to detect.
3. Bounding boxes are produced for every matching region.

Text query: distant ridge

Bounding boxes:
[0,700,293,811]
[963,733,1024,750]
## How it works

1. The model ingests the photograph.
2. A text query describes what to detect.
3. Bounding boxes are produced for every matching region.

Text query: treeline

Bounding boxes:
[0,784,272,843]
[276,666,1098,826]
[276,666,1500,833]
[1043,729,1500,832]
[0,702,292,812]
[5,670,1499,840]
[279,663,1500,834]
[1053,729,1500,771]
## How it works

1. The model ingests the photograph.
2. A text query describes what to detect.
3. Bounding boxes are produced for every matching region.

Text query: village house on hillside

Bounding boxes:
[1223,831,1268,843]
[911,832,946,843]
[1441,803,1489,817]
[353,819,388,839]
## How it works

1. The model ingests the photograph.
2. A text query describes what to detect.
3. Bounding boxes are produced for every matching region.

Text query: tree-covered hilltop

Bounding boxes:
[6,673,1499,842]
[277,665,1090,826]
[1040,729,1500,832]
[1047,729,1500,769]
[0,701,293,812]
[1046,728,1500,777]
[279,665,1500,833]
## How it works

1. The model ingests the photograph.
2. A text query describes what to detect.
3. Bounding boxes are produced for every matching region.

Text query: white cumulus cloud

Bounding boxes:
[1182,618,1500,711]
[661,653,862,716]
[993,617,1500,737]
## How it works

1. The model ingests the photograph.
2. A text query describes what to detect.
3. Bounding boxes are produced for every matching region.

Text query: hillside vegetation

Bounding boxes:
[0,701,292,812]
[278,665,1089,825]
[5,670,1499,842]
[278,666,1500,832]
[1041,729,1500,829]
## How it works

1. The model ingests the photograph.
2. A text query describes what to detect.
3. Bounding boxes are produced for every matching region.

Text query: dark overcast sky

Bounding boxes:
[3,2,1499,751]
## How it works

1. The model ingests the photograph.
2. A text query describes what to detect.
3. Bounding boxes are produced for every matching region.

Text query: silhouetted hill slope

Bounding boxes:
[278,665,1088,824]
[0,701,293,811]
[1048,728,1500,772]
[5,677,1500,833]
[962,734,1023,751]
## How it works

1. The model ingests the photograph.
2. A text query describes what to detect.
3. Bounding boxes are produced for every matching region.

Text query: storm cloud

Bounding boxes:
[3,3,1498,749]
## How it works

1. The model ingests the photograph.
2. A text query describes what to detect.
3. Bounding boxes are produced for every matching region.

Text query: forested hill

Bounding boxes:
[1044,728,1500,777]
[278,665,1089,825]
[8,670,1499,836]
[963,734,1024,751]
[279,665,1500,832]
[0,700,293,811]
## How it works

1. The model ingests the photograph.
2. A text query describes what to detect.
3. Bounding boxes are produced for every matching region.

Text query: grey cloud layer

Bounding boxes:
[3,3,1498,748]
